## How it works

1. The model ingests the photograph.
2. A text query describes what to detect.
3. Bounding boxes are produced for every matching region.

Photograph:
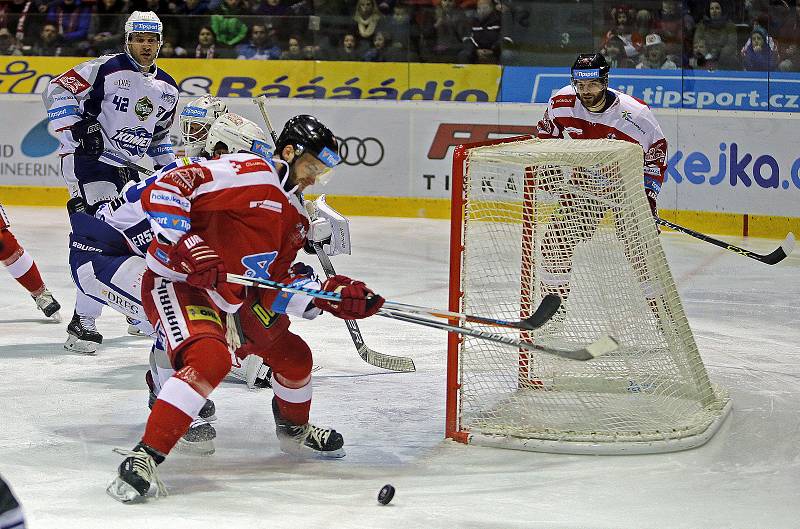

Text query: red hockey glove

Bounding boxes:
[314,274,384,320]
[169,233,226,289]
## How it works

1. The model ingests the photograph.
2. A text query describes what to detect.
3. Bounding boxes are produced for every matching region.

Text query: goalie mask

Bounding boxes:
[204,112,272,158]
[124,11,163,70]
[180,96,228,157]
[276,115,341,185]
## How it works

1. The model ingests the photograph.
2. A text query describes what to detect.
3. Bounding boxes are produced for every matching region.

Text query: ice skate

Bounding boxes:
[64,311,102,353]
[33,288,61,322]
[106,443,166,503]
[127,317,147,336]
[272,397,345,458]
[175,418,216,455]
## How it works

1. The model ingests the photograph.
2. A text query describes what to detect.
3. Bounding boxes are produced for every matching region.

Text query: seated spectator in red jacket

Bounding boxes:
[600,5,643,59]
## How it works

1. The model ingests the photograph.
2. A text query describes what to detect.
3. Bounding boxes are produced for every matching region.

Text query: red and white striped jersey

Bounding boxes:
[537,85,667,197]
[140,152,311,314]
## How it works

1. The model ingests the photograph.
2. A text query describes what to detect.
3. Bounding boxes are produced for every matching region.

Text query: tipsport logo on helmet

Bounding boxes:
[573,69,601,79]
[180,106,208,118]
[317,147,341,168]
[131,21,161,33]
[111,127,152,157]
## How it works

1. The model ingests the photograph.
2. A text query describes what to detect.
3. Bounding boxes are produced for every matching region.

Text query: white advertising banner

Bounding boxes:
[1,96,798,217]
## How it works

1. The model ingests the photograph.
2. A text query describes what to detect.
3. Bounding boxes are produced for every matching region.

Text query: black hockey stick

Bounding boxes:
[312,243,416,373]
[383,295,561,331]
[656,217,795,265]
[379,309,618,361]
[251,96,417,372]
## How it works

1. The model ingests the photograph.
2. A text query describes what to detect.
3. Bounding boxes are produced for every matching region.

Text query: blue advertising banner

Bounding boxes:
[500,67,800,112]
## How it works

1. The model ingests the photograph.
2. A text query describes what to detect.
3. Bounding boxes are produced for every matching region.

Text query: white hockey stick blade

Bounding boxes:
[357,344,416,372]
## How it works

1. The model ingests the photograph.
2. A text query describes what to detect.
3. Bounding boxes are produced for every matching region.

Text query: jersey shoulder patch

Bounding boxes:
[551,94,577,109]
[53,69,91,95]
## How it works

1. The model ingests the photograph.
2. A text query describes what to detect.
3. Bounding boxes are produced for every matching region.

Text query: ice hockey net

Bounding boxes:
[446,137,731,454]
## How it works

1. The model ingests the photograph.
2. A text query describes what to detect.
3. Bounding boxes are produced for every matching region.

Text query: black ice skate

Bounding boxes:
[33,288,61,321]
[272,397,345,458]
[64,311,102,353]
[106,443,166,503]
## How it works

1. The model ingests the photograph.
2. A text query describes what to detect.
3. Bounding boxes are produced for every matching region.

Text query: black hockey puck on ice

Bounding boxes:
[377,484,395,505]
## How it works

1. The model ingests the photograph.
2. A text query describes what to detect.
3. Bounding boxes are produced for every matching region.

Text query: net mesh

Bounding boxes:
[455,138,730,450]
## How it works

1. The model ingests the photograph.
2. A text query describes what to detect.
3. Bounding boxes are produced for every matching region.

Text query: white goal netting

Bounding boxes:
[449,138,731,454]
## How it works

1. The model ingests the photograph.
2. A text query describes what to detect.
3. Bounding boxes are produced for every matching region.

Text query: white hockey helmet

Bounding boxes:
[204,113,272,158]
[180,95,228,156]
[124,11,163,68]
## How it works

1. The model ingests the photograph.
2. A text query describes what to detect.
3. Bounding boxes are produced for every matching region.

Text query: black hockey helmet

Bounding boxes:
[571,53,610,85]
[276,115,341,170]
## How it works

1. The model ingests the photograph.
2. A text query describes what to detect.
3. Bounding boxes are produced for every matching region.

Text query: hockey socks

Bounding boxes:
[0,229,45,295]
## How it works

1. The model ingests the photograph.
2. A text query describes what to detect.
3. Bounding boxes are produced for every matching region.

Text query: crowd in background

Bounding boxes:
[0,0,799,70]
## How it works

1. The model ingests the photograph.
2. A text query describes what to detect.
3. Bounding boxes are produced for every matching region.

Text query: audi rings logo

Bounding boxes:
[335,136,384,167]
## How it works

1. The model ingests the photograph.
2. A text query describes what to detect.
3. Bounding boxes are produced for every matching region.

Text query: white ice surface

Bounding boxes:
[1,206,799,529]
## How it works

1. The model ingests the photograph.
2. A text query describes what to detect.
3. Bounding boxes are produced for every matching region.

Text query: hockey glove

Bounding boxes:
[169,233,227,289]
[314,275,384,320]
[71,117,104,158]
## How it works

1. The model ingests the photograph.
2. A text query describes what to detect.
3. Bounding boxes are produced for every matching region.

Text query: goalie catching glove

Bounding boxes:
[314,275,384,319]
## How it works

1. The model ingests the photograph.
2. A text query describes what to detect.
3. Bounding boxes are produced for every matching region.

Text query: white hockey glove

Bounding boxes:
[304,194,351,256]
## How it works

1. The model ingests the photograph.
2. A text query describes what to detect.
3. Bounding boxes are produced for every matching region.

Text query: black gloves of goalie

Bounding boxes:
[71,116,104,158]
[314,275,384,320]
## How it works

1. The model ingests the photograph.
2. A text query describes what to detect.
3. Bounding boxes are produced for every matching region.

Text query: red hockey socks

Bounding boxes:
[0,229,45,296]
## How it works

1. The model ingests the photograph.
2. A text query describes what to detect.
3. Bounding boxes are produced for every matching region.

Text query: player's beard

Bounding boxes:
[578,91,606,111]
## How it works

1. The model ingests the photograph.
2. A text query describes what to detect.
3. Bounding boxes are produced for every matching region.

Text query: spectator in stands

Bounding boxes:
[602,34,636,68]
[423,0,467,63]
[0,27,23,55]
[176,0,211,50]
[254,0,287,16]
[192,25,227,57]
[742,26,779,71]
[652,0,695,66]
[0,0,39,45]
[777,3,800,49]
[778,43,800,71]
[378,4,410,50]
[353,0,382,43]
[636,33,678,69]
[30,22,71,55]
[635,8,652,38]
[159,37,187,57]
[457,0,512,64]
[692,1,738,70]
[87,0,128,56]
[600,5,643,59]
[280,35,304,59]
[236,22,281,58]
[46,0,92,48]
[211,0,249,46]
[331,31,363,60]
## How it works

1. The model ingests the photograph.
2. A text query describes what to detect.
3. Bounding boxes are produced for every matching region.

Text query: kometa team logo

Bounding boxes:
[111,127,152,156]
[135,97,154,121]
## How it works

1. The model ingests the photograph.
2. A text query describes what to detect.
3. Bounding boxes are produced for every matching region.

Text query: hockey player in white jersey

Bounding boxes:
[43,11,179,353]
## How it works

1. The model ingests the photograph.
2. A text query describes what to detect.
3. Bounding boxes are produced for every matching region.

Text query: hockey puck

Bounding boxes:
[377,484,395,505]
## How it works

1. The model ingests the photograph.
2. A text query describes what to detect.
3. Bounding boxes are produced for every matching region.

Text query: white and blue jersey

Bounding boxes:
[43,53,179,168]
[67,157,199,326]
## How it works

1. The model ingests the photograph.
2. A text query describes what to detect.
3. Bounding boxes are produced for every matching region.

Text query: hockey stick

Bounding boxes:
[102,151,153,179]
[383,295,561,331]
[312,243,415,372]
[226,273,559,333]
[226,273,609,360]
[379,309,618,361]
[251,96,416,372]
[656,217,795,265]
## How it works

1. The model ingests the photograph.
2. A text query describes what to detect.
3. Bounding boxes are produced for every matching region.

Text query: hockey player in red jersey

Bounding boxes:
[535,52,669,320]
[0,203,61,321]
[537,52,667,216]
[107,113,384,503]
